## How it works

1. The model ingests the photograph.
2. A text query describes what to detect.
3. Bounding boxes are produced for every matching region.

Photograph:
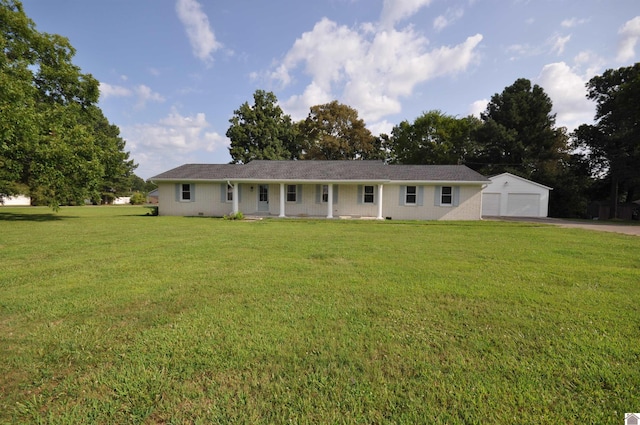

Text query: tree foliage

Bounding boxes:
[227,90,298,164]
[298,101,382,160]
[469,78,569,182]
[465,78,584,217]
[573,63,640,216]
[0,0,136,208]
[387,110,481,165]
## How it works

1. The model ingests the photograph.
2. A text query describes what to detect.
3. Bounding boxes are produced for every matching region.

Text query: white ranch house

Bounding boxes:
[151,161,490,221]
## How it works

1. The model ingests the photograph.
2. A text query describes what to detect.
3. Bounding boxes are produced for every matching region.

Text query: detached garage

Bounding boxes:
[482,173,552,218]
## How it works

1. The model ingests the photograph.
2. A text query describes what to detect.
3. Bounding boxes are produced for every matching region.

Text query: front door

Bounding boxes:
[258,185,269,212]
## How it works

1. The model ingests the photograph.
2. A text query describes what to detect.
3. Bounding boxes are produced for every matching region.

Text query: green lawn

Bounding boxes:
[1,206,639,424]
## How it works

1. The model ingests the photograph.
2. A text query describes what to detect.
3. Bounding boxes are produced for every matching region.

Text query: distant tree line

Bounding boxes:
[227,65,640,218]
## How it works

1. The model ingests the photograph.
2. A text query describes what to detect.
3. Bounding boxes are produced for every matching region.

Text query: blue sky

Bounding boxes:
[21,0,640,179]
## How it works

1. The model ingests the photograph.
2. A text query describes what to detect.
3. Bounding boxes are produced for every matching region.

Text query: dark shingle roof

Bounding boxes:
[384,164,488,181]
[151,161,489,183]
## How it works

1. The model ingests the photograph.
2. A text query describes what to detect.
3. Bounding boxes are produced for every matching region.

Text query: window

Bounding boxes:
[406,186,417,204]
[364,185,374,203]
[321,185,329,203]
[259,185,268,202]
[287,185,297,202]
[181,183,191,201]
[441,186,453,205]
[226,184,233,202]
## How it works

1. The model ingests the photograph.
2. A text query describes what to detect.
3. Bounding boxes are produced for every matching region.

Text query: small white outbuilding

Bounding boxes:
[482,173,552,217]
[1,195,31,206]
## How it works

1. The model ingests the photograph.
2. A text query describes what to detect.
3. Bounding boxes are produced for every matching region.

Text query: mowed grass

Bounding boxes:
[0,206,639,424]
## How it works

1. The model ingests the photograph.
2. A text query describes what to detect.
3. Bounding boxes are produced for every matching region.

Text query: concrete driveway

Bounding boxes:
[484,216,640,236]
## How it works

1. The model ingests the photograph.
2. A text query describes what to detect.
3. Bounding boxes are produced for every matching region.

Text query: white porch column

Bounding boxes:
[232,183,239,214]
[279,183,286,218]
[377,184,384,220]
[327,184,334,218]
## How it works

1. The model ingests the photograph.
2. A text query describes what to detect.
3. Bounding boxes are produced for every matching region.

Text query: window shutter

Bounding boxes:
[399,186,406,205]
[297,185,302,204]
[220,183,226,203]
[357,185,363,204]
[434,186,441,206]
[373,185,378,205]
[453,186,460,206]
[190,184,195,202]
[237,185,242,203]
[333,185,339,204]
[417,186,424,206]
[175,184,180,202]
[315,185,321,203]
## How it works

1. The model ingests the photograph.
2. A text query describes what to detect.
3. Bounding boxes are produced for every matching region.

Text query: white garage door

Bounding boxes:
[506,193,540,217]
[482,193,501,216]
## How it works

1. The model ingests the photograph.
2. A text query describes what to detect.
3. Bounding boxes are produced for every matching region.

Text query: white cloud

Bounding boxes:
[368,119,394,137]
[273,17,483,123]
[507,33,570,59]
[561,18,588,28]
[468,99,488,118]
[124,109,228,177]
[617,16,640,63]
[550,34,571,55]
[433,16,448,32]
[506,43,540,60]
[282,82,334,122]
[175,0,221,65]
[99,82,165,109]
[536,62,595,131]
[573,50,605,76]
[134,85,165,109]
[99,82,132,99]
[433,7,464,32]
[379,0,432,29]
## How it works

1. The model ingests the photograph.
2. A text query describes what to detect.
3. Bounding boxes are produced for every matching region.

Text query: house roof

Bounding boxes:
[151,161,490,184]
[488,172,553,190]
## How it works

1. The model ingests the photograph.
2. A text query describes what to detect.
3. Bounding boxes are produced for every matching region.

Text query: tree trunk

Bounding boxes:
[609,175,618,219]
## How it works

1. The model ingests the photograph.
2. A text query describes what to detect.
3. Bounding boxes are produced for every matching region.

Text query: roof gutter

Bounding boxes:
[152,178,490,185]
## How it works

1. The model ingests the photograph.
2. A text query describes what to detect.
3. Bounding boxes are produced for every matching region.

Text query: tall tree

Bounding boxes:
[387,110,481,165]
[470,78,569,183]
[227,90,298,164]
[298,101,381,160]
[0,0,135,208]
[467,78,579,216]
[573,63,640,218]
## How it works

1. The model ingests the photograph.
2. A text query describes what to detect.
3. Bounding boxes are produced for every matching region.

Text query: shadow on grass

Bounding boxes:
[0,211,78,222]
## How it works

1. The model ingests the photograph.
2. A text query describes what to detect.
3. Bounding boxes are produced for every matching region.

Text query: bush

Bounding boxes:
[130,192,146,205]
[224,211,244,220]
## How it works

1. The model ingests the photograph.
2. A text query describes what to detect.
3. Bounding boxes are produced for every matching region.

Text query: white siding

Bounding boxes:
[481,173,551,218]
[506,193,540,217]
[113,197,131,205]
[1,195,31,206]
[482,193,501,216]
[158,183,233,217]
[382,185,483,220]
[158,182,485,220]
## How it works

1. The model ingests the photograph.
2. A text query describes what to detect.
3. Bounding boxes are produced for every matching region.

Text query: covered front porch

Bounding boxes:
[227,182,385,220]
